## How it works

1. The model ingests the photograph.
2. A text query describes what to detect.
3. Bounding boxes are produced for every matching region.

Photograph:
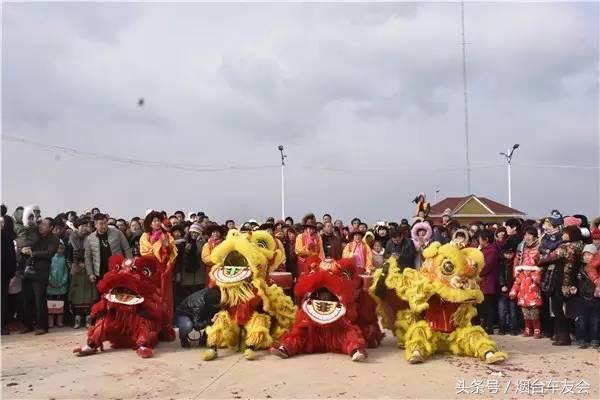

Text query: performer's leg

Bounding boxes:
[272,326,307,358]
[448,325,507,364]
[135,318,159,358]
[340,322,368,362]
[244,312,273,360]
[203,311,239,360]
[404,320,437,364]
[73,317,106,356]
[394,309,419,349]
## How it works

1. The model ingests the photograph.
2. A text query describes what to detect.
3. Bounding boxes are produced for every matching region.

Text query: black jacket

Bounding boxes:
[321,233,342,260]
[497,259,514,293]
[384,238,416,268]
[1,215,17,280]
[175,287,221,329]
[22,233,59,281]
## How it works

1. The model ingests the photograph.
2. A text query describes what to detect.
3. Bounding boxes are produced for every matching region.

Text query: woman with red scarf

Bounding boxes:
[140,211,178,338]
[201,224,226,286]
[295,214,325,275]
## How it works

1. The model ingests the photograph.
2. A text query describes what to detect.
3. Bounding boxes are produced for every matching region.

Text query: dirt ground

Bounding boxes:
[1,328,599,400]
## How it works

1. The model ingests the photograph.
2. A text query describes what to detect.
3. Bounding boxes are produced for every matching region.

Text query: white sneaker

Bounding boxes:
[73,316,82,329]
[351,350,367,362]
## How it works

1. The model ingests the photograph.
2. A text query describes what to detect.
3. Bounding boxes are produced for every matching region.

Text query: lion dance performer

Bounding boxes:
[73,255,172,358]
[203,229,296,361]
[370,242,507,364]
[271,257,383,361]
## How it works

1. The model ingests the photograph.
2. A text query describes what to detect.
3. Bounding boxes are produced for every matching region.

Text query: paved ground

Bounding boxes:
[1,328,599,399]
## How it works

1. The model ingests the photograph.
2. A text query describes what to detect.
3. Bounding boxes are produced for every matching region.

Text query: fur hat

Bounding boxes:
[583,244,597,255]
[189,222,203,235]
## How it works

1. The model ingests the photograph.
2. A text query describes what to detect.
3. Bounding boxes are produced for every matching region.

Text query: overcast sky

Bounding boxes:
[2,2,599,223]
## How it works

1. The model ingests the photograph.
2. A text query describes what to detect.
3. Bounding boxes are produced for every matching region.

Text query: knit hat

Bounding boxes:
[442,208,452,218]
[545,210,564,228]
[583,244,598,255]
[591,229,600,240]
[189,222,202,235]
[564,216,582,228]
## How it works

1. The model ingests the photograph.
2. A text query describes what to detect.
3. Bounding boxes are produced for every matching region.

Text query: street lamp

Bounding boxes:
[278,145,287,220]
[499,144,520,208]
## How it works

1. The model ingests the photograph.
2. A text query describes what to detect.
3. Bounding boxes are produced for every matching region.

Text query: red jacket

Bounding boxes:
[586,252,600,289]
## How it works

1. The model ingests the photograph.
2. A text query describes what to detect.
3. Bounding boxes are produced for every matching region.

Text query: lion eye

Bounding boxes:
[142,267,152,277]
[115,264,121,271]
[257,240,267,248]
[441,261,455,275]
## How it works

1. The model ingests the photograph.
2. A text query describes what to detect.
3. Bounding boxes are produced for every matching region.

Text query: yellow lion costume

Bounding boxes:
[203,230,296,361]
[370,242,507,364]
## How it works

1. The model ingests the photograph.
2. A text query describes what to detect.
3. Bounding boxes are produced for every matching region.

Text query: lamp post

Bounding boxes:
[278,145,287,220]
[499,144,519,208]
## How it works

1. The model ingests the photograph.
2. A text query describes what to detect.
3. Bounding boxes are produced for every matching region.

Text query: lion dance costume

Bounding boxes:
[73,255,173,358]
[272,257,383,361]
[370,242,507,364]
[203,229,296,361]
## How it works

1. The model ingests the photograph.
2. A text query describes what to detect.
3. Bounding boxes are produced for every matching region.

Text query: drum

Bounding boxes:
[360,274,373,291]
[268,272,294,290]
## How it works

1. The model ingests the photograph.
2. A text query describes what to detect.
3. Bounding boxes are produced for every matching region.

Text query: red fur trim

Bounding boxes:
[294,270,356,305]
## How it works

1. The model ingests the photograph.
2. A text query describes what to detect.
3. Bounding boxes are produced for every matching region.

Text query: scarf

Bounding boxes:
[150,229,164,243]
[208,237,223,249]
[303,231,316,252]
[353,241,365,268]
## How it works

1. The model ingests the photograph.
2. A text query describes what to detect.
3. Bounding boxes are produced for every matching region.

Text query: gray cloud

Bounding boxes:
[2,2,598,222]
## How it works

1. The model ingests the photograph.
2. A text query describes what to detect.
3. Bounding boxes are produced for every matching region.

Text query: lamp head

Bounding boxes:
[513,144,520,150]
[278,145,284,151]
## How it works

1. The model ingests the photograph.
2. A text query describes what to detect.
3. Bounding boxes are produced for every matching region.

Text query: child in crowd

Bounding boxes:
[450,229,469,249]
[569,245,600,349]
[371,241,385,269]
[47,241,69,328]
[497,245,520,335]
[510,227,542,338]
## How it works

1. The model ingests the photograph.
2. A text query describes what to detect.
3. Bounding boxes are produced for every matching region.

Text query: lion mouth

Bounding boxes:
[105,287,144,305]
[302,288,346,325]
[214,251,252,284]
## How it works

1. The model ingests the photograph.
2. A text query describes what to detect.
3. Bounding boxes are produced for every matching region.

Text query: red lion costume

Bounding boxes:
[73,254,174,358]
[271,257,383,361]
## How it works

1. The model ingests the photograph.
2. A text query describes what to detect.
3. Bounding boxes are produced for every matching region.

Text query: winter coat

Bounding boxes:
[84,227,133,277]
[540,240,584,297]
[175,287,221,330]
[321,233,342,260]
[129,230,142,257]
[14,206,38,250]
[67,230,98,307]
[509,240,542,307]
[372,249,385,268]
[47,254,69,295]
[384,237,416,268]
[411,222,433,269]
[19,233,59,281]
[1,215,17,280]
[586,252,600,289]
[479,241,504,295]
[175,236,206,286]
[497,259,514,296]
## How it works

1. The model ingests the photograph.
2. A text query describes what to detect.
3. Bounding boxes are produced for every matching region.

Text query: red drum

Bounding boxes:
[268,272,294,290]
[360,274,373,291]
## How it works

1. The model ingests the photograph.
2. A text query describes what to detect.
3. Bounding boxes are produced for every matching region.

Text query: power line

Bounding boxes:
[2,135,279,172]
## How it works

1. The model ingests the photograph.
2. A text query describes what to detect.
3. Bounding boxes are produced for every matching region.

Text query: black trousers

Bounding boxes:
[1,277,9,328]
[551,291,568,337]
[541,292,554,336]
[478,294,498,332]
[22,279,48,330]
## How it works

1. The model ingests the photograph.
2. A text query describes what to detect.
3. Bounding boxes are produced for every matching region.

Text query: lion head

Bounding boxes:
[419,242,485,304]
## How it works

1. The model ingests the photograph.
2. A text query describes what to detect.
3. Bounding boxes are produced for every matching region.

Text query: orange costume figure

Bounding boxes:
[139,211,178,340]
[201,224,227,286]
[295,214,325,275]
[342,231,373,274]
